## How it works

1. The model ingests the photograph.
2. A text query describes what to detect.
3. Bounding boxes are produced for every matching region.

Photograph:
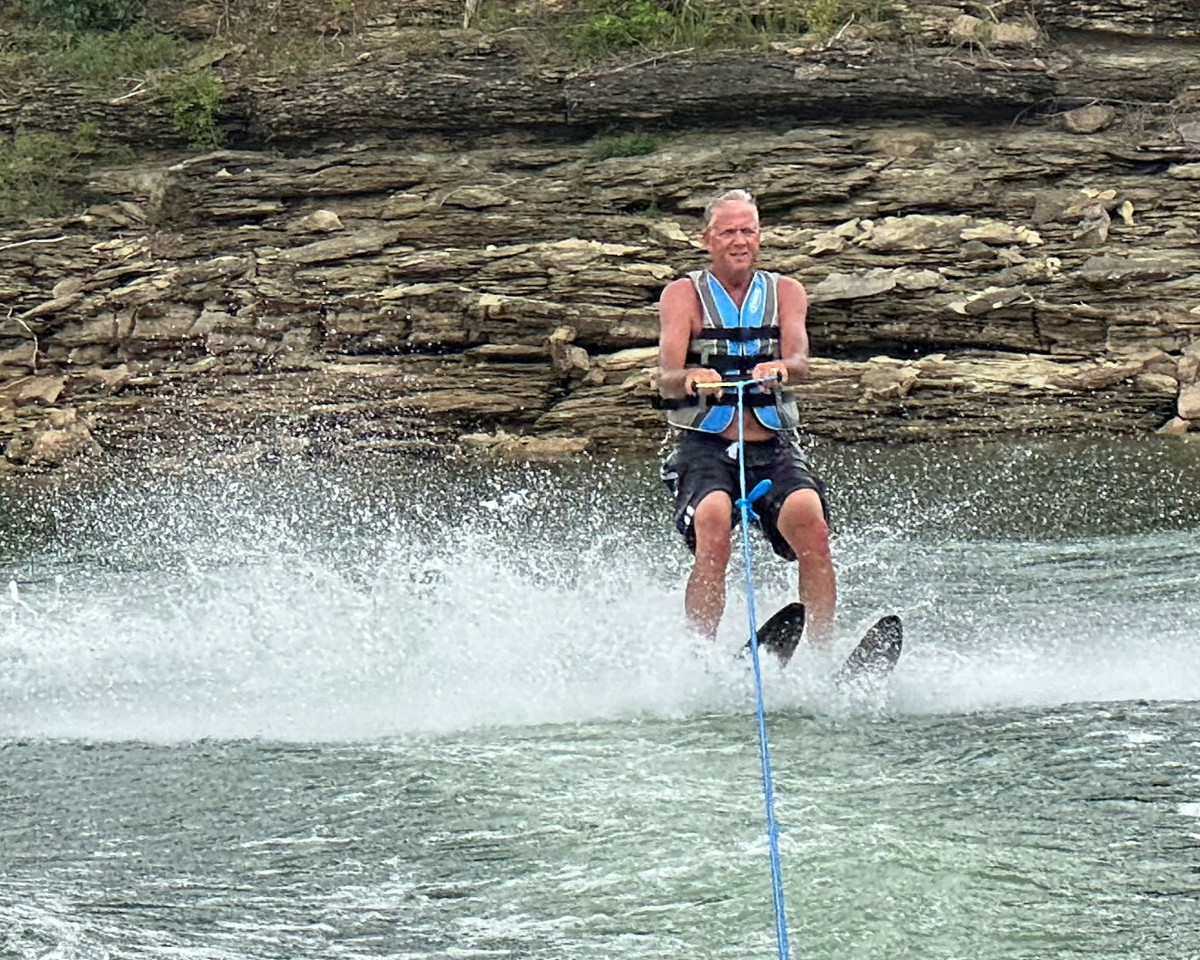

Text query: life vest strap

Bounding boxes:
[654,393,778,410]
[684,352,773,373]
[695,326,781,343]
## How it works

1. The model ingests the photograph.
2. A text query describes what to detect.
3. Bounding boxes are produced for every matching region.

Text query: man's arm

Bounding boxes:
[657,278,722,398]
[751,276,809,385]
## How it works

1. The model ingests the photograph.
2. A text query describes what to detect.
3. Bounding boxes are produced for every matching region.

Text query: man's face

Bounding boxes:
[702,202,761,275]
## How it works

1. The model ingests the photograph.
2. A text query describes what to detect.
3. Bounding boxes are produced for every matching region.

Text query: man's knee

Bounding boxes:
[777,489,830,554]
[692,491,733,564]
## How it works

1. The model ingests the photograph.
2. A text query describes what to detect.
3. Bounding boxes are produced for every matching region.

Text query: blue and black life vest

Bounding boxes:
[664,269,800,434]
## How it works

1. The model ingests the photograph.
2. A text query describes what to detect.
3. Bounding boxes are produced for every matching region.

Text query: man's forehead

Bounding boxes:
[708,202,759,226]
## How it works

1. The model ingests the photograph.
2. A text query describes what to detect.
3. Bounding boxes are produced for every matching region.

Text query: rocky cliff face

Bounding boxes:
[1,0,1198,469]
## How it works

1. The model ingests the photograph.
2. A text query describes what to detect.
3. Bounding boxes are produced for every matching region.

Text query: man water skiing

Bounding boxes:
[657,189,836,649]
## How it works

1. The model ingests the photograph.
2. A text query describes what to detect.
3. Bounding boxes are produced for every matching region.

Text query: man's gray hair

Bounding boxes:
[702,188,759,230]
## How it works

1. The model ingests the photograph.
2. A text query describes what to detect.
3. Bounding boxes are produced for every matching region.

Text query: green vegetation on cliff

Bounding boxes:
[0,0,891,224]
[0,121,133,222]
[481,0,895,57]
[163,67,224,149]
[0,0,202,221]
[28,0,143,32]
[587,132,661,159]
[0,128,87,220]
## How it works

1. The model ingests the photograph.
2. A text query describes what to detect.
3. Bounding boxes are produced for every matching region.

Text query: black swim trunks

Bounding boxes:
[660,431,830,562]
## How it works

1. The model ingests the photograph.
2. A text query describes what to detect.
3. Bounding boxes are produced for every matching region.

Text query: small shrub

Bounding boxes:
[28,0,143,32]
[588,132,660,159]
[0,122,135,223]
[571,0,673,55]
[48,26,184,88]
[803,0,842,36]
[0,129,83,221]
[162,68,224,149]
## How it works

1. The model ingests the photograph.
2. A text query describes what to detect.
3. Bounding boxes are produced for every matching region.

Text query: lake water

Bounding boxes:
[2,437,1198,958]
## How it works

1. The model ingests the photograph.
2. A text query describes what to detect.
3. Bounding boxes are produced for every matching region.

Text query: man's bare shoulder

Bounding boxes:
[776,274,807,296]
[776,274,808,309]
[660,276,701,313]
[662,276,699,298]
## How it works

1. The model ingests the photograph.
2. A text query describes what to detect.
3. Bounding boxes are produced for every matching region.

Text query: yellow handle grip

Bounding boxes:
[694,373,782,391]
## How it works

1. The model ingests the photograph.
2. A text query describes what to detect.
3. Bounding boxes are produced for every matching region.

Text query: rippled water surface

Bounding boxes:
[2,438,1199,958]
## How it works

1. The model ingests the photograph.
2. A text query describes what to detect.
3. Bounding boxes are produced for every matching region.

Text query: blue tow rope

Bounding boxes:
[728,376,791,960]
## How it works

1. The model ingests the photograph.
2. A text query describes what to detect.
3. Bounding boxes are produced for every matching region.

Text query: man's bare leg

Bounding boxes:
[777,489,836,649]
[685,491,733,639]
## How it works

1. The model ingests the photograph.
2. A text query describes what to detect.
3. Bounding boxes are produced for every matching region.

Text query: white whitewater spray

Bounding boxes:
[1,449,1198,740]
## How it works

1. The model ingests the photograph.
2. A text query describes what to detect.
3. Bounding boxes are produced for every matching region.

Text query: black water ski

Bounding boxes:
[750,602,806,666]
[750,603,903,682]
[834,615,903,685]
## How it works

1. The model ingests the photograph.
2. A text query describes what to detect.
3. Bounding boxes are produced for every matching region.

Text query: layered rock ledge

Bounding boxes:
[1,0,1198,468]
